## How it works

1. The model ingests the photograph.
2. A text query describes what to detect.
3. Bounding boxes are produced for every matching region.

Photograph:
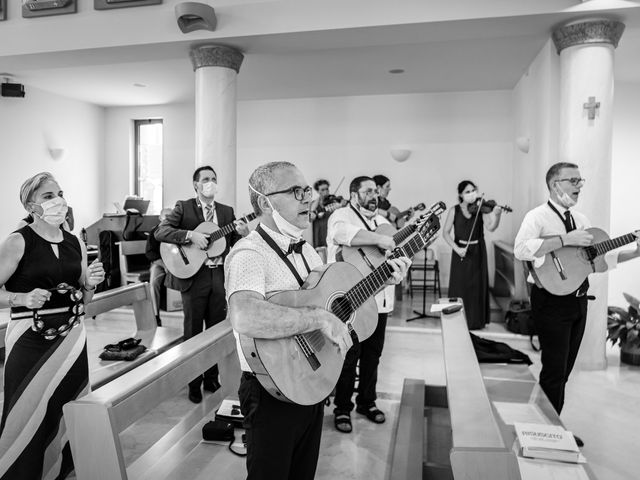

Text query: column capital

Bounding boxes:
[189,45,244,73]
[552,19,625,54]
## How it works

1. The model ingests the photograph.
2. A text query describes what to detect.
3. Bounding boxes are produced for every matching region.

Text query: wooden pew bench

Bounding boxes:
[64,320,243,480]
[85,282,183,389]
[389,308,599,480]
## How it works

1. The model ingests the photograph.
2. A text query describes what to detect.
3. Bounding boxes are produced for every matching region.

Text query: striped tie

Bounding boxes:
[205,204,214,223]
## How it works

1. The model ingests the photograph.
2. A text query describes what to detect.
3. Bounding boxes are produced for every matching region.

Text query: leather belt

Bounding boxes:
[456,239,479,245]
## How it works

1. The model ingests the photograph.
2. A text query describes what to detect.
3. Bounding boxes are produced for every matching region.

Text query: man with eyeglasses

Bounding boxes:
[326,175,406,434]
[155,165,249,403]
[514,162,640,446]
[225,162,409,480]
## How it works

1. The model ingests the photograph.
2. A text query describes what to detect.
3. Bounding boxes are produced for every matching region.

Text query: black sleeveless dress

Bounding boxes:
[448,205,490,330]
[0,226,89,480]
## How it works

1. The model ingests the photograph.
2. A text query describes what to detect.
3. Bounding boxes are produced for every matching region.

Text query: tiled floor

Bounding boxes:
[3,291,639,480]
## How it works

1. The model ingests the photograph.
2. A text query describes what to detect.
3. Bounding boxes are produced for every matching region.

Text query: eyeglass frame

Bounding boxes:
[358,188,378,197]
[556,177,586,187]
[265,185,313,201]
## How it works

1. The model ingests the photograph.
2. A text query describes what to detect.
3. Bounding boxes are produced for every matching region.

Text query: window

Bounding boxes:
[134,119,163,214]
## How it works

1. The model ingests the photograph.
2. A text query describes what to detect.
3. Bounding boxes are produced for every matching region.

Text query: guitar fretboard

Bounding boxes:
[592,232,637,257]
[210,212,257,242]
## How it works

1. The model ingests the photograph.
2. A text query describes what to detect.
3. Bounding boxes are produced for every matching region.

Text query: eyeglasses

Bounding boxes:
[358,188,378,197]
[266,185,313,201]
[556,177,586,187]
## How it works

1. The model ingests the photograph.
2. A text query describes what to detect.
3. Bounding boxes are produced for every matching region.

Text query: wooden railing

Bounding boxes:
[63,320,241,480]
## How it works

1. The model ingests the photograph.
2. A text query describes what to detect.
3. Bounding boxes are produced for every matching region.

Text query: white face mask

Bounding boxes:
[201,181,217,198]
[249,183,305,240]
[462,191,478,204]
[357,195,378,218]
[33,197,68,226]
[554,182,577,208]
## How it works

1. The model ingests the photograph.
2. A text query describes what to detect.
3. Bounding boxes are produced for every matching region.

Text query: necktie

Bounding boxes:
[563,210,575,233]
[287,239,306,255]
[205,204,213,223]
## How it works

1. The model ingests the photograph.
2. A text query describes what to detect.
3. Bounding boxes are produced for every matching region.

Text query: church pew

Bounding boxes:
[85,282,183,389]
[63,320,242,480]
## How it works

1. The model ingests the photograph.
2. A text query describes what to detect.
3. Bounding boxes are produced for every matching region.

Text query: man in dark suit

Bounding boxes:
[155,165,250,403]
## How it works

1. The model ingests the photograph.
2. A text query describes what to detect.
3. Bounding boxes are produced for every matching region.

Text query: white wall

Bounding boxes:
[610,82,640,308]
[0,86,103,240]
[103,90,514,286]
[103,103,195,214]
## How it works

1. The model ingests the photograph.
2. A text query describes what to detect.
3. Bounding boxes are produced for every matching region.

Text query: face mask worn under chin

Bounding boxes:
[554,183,576,208]
[34,197,68,226]
[248,183,305,240]
[462,191,478,204]
[201,181,218,198]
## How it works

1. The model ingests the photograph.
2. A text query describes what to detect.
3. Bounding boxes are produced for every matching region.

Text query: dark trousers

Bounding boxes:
[334,313,388,412]
[531,285,588,414]
[238,373,323,480]
[181,266,227,390]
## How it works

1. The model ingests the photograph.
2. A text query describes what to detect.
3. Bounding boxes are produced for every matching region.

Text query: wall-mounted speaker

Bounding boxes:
[1,83,26,98]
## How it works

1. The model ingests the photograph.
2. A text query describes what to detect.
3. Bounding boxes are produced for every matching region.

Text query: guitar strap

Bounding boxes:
[255,225,310,288]
[349,204,378,231]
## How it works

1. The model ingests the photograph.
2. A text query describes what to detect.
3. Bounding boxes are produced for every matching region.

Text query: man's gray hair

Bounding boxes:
[545,162,578,190]
[20,172,57,210]
[248,161,296,215]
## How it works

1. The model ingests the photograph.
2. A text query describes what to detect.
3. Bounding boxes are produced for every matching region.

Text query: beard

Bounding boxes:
[359,197,378,212]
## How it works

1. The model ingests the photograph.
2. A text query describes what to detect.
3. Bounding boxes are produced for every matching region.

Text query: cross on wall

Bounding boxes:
[583,96,600,120]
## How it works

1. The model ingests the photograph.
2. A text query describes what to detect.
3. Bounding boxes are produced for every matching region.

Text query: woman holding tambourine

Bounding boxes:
[0,172,104,479]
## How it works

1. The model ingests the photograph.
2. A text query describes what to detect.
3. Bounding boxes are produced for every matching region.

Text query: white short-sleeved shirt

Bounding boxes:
[514,199,617,282]
[326,205,395,313]
[224,224,323,371]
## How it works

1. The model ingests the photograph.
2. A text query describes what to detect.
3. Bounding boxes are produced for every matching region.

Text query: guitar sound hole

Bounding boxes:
[330,297,352,323]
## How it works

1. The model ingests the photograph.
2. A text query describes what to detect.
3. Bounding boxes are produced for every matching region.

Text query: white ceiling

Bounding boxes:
[2,1,640,106]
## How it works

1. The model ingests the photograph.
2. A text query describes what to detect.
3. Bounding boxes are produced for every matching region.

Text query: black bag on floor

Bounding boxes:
[505,300,535,336]
[470,333,532,365]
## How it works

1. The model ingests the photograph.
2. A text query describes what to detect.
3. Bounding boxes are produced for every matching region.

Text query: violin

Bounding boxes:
[322,194,347,213]
[467,199,512,215]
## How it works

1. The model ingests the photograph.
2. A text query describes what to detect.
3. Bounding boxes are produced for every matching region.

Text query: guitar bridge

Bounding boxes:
[550,252,567,280]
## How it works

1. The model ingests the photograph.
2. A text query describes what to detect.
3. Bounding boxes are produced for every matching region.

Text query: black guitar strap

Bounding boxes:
[256,225,310,287]
[349,204,378,231]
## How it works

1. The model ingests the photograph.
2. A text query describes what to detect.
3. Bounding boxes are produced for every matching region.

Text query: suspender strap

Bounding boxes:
[255,225,310,287]
[349,204,377,231]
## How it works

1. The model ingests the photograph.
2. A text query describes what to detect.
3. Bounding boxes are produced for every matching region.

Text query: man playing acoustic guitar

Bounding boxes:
[155,165,249,403]
[514,162,640,446]
[225,162,409,480]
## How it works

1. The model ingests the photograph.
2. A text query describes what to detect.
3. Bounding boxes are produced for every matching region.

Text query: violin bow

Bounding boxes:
[461,194,485,261]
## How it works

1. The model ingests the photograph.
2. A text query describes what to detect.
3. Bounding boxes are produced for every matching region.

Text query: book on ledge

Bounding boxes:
[514,422,585,464]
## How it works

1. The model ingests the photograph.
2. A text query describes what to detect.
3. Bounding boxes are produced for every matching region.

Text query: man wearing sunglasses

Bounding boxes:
[326,176,406,434]
[155,165,250,404]
[225,162,409,480]
[515,162,640,447]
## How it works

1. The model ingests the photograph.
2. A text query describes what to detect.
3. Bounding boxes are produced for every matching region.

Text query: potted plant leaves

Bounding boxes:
[607,292,640,366]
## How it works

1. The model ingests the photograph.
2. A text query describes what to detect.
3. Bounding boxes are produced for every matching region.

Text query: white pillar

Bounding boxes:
[553,19,624,370]
[189,45,244,207]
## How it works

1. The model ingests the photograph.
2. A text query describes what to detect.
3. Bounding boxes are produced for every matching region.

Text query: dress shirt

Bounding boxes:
[224,224,322,371]
[326,205,395,313]
[514,198,617,282]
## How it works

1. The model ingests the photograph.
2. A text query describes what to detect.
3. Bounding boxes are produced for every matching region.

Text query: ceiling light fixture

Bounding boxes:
[389,69,405,74]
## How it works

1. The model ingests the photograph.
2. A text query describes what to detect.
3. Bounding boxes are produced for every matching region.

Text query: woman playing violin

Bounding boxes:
[443,180,503,330]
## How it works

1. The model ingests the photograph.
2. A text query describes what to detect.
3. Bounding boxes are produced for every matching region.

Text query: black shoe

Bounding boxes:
[573,435,584,447]
[188,387,202,404]
[203,379,221,393]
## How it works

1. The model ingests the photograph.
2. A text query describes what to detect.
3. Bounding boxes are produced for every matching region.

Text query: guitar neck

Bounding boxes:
[346,219,437,310]
[393,222,417,244]
[592,232,637,256]
[209,212,257,242]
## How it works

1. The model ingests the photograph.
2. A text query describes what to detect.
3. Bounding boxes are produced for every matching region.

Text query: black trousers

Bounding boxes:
[334,313,388,412]
[181,266,227,390]
[531,285,588,414]
[239,373,323,480]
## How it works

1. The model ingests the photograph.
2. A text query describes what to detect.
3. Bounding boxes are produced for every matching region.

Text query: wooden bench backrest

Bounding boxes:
[85,282,155,331]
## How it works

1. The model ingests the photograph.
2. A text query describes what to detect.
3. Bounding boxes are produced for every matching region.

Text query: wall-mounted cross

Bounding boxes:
[583,96,600,120]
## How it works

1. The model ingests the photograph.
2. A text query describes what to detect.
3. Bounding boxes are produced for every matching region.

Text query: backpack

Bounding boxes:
[122,210,146,241]
[470,333,532,365]
[505,300,535,336]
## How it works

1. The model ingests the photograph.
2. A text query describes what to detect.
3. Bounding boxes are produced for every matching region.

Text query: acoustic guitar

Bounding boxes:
[529,228,639,296]
[389,202,426,228]
[338,201,446,276]
[160,212,257,279]
[239,213,441,405]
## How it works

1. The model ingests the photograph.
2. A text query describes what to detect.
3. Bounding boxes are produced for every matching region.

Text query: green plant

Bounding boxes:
[607,292,640,349]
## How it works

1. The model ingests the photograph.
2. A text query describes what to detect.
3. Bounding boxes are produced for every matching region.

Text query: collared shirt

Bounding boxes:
[514,198,617,282]
[326,205,395,313]
[197,198,223,266]
[224,224,322,371]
